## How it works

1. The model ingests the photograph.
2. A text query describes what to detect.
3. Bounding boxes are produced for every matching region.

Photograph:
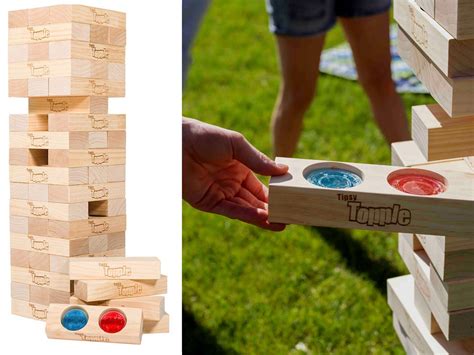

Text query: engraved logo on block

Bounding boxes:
[27,168,48,183]
[47,99,69,112]
[28,64,50,77]
[346,201,412,227]
[89,186,109,199]
[28,133,49,147]
[99,263,132,278]
[90,8,110,25]
[89,80,109,95]
[27,202,49,217]
[409,5,428,49]
[89,151,109,165]
[90,115,109,130]
[114,282,143,297]
[89,220,109,234]
[27,27,50,41]
[75,333,110,342]
[29,270,50,286]
[89,44,109,60]
[28,235,49,251]
[29,304,48,320]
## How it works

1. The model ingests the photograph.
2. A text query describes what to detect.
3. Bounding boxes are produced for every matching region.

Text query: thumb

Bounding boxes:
[231,133,288,176]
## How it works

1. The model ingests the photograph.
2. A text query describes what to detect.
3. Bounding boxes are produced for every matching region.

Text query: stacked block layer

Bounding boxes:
[389,0,474,352]
[9,5,127,321]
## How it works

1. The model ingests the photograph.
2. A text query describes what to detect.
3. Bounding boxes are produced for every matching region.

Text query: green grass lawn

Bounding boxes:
[183,1,435,353]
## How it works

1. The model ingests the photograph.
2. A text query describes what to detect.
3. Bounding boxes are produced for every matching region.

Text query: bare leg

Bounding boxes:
[340,12,410,144]
[271,34,326,157]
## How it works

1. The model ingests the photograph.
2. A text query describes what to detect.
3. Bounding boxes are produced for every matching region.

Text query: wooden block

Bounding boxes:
[48,113,125,132]
[88,132,108,148]
[90,24,108,44]
[11,282,30,302]
[29,96,108,114]
[49,5,126,29]
[8,10,28,28]
[107,131,126,149]
[46,304,142,344]
[11,249,29,268]
[29,251,50,271]
[10,182,29,200]
[49,41,125,63]
[88,234,109,253]
[268,157,474,237]
[49,149,125,167]
[10,165,89,185]
[50,255,70,274]
[69,257,160,280]
[392,314,421,355]
[9,44,28,63]
[108,63,125,81]
[108,27,126,46]
[9,114,48,132]
[416,234,474,281]
[8,23,90,45]
[10,215,28,234]
[9,148,48,166]
[398,27,474,117]
[89,198,126,217]
[395,0,474,77]
[28,78,48,96]
[413,157,474,173]
[29,217,49,235]
[392,141,428,166]
[28,42,49,61]
[73,276,167,302]
[107,231,126,250]
[399,236,474,340]
[28,183,49,202]
[387,275,474,354]
[435,0,474,40]
[430,263,474,311]
[9,79,27,97]
[71,295,165,322]
[10,233,90,257]
[412,105,474,160]
[88,166,108,184]
[10,199,88,221]
[29,284,50,305]
[48,215,126,238]
[11,266,70,292]
[415,0,434,17]
[12,299,49,321]
[143,314,169,334]
[88,248,125,257]
[49,77,125,97]
[9,59,89,79]
[107,165,126,182]
[48,182,125,203]
[28,7,50,26]
[49,289,71,304]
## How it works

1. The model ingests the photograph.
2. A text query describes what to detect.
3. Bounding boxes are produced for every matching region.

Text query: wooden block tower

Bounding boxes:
[8,5,127,320]
[388,0,474,352]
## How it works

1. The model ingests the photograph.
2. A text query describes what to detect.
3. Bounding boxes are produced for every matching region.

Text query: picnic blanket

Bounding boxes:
[319,25,428,94]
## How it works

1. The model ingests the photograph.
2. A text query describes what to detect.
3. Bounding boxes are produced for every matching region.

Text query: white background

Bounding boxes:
[1,0,182,353]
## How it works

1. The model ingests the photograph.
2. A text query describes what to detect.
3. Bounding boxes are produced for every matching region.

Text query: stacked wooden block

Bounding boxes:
[388,0,474,353]
[8,5,127,321]
[68,257,169,333]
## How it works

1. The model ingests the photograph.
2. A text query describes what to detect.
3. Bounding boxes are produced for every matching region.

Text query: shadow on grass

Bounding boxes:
[314,227,402,295]
[183,305,236,355]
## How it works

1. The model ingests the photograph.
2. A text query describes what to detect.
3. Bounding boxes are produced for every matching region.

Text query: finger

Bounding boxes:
[236,187,267,210]
[231,134,288,176]
[212,200,286,232]
[229,195,253,208]
[243,172,269,203]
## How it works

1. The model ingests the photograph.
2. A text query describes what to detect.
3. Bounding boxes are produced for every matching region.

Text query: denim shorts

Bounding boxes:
[266,0,391,36]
